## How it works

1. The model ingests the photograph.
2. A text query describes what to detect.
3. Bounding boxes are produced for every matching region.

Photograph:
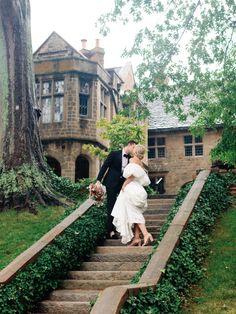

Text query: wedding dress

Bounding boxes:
[111,163,151,244]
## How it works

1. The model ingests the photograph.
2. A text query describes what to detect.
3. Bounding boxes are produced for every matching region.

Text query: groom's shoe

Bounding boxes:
[106,231,120,239]
[111,231,120,239]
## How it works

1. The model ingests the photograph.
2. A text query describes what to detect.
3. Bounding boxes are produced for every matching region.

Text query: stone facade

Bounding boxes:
[34,32,133,181]
[147,100,222,195]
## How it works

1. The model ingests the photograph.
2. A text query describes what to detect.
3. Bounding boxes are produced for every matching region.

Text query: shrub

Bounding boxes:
[51,171,94,202]
[121,172,233,313]
[0,203,107,313]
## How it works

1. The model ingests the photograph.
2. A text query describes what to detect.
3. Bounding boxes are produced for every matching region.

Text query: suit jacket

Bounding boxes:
[97,150,129,190]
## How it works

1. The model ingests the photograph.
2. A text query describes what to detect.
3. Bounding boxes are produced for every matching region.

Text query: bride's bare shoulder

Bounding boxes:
[129,158,135,163]
[129,159,144,169]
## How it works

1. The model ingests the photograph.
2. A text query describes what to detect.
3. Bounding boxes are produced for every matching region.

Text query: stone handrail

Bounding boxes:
[91,170,210,314]
[0,198,95,285]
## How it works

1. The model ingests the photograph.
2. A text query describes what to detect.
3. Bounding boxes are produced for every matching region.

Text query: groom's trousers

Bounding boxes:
[106,188,120,233]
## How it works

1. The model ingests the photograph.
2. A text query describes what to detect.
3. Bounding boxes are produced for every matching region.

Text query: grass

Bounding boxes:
[0,206,65,270]
[183,200,236,314]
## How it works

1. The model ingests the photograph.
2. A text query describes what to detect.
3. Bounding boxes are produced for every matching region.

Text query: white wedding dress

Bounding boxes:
[111,163,151,244]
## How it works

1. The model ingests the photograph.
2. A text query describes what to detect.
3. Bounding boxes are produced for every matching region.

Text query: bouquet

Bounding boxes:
[89,181,106,206]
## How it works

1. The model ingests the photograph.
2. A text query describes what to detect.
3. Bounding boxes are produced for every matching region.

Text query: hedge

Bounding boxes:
[120,172,235,314]
[0,203,107,313]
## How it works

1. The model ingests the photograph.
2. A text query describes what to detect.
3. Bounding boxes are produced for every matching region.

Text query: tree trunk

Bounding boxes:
[0,0,60,210]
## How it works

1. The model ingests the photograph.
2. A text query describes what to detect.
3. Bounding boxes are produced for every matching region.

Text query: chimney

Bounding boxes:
[81,39,87,49]
[90,38,105,67]
[95,39,100,48]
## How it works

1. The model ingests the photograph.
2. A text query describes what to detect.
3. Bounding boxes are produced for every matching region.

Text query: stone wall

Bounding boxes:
[148,129,222,194]
[43,141,98,180]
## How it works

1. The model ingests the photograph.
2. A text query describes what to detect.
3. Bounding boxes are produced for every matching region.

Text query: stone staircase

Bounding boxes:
[33,197,175,314]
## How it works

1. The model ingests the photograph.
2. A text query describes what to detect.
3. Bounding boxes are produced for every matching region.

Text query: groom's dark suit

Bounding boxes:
[97,150,130,234]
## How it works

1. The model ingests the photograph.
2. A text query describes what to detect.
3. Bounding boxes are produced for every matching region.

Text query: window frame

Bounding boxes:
[37,78,64,124]
[100,86,107,119]
[148,136,166,159]
[184,134,203,157]
[79,79,91,118]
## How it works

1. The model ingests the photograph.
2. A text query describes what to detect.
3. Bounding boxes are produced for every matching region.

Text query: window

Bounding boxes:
[35,82,40,97]
[42,98,51,123]
[80,94,89,116]
[54,80,64,94]
[195,145,203,156]
[79,79,90,117]
[42,81,51,95]
[157,137,165,146]
[158,147,165,158]
[100,87,107,118]
[184,135,193,144]
[148,137,166,159]
[185,146,193,156]
[184,135,203,156]
[148,138,155,146]
[148,148,156,159]
[37,79,64,123]
[54,97,63,122]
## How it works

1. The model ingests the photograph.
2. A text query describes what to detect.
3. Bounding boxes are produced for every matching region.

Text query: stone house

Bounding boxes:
[147,99,222,195]
[33,32,135,181]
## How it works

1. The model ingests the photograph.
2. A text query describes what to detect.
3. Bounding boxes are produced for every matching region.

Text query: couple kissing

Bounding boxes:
[97,140,153,246]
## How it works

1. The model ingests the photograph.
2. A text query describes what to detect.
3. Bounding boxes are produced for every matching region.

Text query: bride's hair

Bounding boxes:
[134,144,145,160]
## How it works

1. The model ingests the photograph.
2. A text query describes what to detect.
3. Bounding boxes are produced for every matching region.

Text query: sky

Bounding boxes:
[30,0,140,69]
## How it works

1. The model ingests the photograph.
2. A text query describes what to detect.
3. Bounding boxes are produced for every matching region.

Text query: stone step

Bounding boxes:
[144,214,168,220]
[68,270,136,281]
[103,238,158,246]
[146,226,161,233]
[90,253,149,262]
[148,204,173,210]
[151,232,160,239]
[49,289,99,302]
[145,206,171,212]
[103,239,126,246]
[145,219,165,226]
[144,211,169,217]
[147,199,175,205]
[80,261,142,271]
[60,279,130,290]
[96,246,152,254]
[38,301,90,314]
[148,194,176,199]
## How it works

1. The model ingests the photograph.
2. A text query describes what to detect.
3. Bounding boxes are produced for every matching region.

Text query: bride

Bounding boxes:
[111,144,153,246]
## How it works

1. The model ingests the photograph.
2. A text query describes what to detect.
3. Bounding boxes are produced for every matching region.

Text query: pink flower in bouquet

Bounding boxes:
[89,182,106,205]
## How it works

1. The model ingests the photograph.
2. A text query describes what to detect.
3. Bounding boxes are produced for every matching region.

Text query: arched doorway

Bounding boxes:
[46,156,61,176]
[75,155,89,181]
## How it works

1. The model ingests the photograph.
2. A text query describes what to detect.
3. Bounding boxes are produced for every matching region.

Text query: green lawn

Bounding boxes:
[184,201,236,314]
[0,206,65,270]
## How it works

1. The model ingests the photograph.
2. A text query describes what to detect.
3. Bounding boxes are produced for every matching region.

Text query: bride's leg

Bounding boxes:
[129,224,142,246]
[137,223,153,246]
[134,224,141,239]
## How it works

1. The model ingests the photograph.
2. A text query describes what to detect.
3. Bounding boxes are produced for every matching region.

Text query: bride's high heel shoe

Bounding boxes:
[129,238,142,246]
[142,233,154,246]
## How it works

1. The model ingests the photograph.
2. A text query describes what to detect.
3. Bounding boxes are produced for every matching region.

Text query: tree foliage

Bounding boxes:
[84,115,146,159]
[98,0,236,165]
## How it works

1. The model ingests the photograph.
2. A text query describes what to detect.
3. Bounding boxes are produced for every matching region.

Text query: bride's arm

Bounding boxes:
[122,175,135,191]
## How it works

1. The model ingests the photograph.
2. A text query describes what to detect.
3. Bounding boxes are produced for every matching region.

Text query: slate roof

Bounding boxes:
[147,96,194,131]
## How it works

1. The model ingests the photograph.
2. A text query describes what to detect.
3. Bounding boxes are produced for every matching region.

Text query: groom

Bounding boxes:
[97,140,137,238]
